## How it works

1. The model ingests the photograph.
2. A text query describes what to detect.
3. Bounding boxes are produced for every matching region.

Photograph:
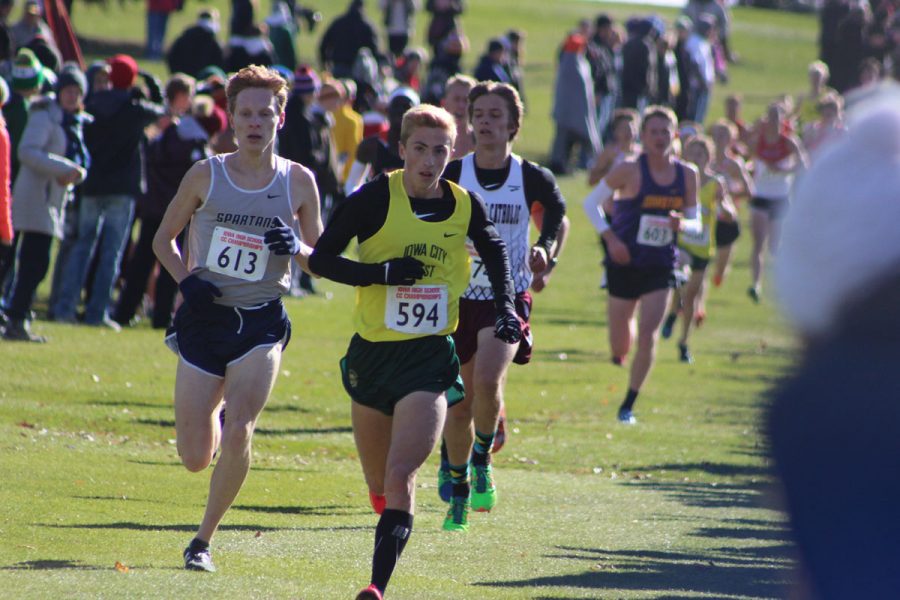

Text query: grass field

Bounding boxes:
[0,1,812,598]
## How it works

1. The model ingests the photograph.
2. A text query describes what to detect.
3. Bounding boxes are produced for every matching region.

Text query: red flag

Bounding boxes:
[42,0,84,70]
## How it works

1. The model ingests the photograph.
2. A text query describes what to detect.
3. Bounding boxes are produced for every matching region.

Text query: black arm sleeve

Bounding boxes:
[308,177,391,286]
[523,160,566,253]
[467,191,516,316]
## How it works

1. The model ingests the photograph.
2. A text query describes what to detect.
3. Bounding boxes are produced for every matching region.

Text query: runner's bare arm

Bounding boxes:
[290,163,323,274]
[152,160,210,284]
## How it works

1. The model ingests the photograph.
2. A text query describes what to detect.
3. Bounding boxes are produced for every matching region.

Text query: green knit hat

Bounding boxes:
[11,48,44,92]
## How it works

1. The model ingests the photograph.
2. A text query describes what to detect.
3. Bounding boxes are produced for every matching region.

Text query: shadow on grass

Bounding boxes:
[131,419,351,437]
[88,399,168,410]
[620,461,772,479]
[624,479,773,510]
[0,559,104,571]
[477,545,790,599]
[255,425,352,436]
[231,503,365,517]
[41,522,371,533]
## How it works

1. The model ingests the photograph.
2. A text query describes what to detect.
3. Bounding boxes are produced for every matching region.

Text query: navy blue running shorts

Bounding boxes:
[165,299,291,378]
[606,264,677,300]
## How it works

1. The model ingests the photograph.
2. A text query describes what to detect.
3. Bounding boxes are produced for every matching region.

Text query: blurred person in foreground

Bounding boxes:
[769,83,900,600]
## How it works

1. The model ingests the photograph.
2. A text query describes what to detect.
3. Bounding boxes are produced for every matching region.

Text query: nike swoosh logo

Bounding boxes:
[443,233,457,237]
[416,212,437,219]
[267,194,280,199]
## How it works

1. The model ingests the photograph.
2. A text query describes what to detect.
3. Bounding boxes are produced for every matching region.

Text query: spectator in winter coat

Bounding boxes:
[5,66,88,342]
[52,54,166,328]
[621,18,658,111]
[381,0,419,58]
[319,0,379,79]
[473,38,511,84]
[166,9,225,78]
[549,33,599,175]
[113,87,223,329]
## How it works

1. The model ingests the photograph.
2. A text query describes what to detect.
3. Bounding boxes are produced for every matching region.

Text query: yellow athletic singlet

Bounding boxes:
[679,176,718,260]
[354,170,472,342]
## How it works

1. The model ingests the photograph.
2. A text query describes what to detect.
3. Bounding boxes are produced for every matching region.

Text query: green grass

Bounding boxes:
[0,1,809,597]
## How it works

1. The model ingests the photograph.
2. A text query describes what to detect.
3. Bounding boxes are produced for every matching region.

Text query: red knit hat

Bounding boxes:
[107,54,138,90]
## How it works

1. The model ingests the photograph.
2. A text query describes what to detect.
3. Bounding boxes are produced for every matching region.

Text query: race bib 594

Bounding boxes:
[385,285,448,335]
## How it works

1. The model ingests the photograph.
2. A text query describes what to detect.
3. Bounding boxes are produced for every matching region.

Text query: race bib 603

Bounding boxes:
[637,215,674,247]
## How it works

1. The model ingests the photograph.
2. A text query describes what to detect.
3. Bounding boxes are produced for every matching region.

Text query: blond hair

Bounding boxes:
[226,65,288,116]
[400,104,457,146]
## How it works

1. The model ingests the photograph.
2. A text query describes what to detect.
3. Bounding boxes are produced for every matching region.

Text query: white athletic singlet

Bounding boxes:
[186,154,296,307]
[753,157,795,201]
[460,153,531,300]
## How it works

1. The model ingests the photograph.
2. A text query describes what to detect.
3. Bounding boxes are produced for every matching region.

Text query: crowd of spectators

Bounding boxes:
[1,0,897,343]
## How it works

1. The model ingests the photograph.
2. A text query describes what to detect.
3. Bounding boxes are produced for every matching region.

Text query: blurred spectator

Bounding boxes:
[587,14,618,141]
[831,7,872,92]
[655,29,678,107]
[4,48,43,183]
[10,0,55,51]
[819,0,850,81]
[795,60,834,130]
[857,56,884,88]
[344,87,417,196]
[421,21,466,103]
[114,84,221,329]
[505,29,526,105]
[319,78,362,187]
[473,38,511,84]
[52,54,166,328]
[166,8,225,78]
[4,65,88,342]
[279,66,338,215]
[266,1,298,71]
[226,23,275,72]
[395,47,425,91]
[440,73,474,159]
[801,90,845,157]
[0,0,12,24]
[319,0,379,79]
[770,88,900,599]
[426,0,463,57]
[621,17,657,111]
[549,33,599,175]
[381,0,419,58]
[0,78,11,302]
[683,0,733,63]
[145,0,182,60]
[684,15,716,124]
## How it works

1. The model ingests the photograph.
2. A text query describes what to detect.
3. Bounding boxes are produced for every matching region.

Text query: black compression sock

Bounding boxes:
[440,438,449,464]
[370,509,413,593]
[620,389,639,412]
[188,537,209,552]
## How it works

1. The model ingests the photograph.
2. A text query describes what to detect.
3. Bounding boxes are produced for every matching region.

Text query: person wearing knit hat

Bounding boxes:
[5,48,43,184]
[293,64,320,96]
[11,47,43,93]
[51,51,167,328]
[107,54,138,91]
[56,65,87,98]
[4,54,88,342]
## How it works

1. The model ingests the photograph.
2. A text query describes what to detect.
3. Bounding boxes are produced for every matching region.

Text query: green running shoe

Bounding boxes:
[442,496,470,531]
[471,463,497,512]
